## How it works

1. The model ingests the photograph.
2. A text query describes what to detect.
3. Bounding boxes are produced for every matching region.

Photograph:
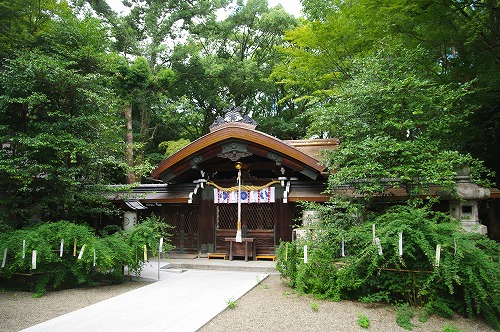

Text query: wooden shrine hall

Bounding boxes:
[116,107,339,259]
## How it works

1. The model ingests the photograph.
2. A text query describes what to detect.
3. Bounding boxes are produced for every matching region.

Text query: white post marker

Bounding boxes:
[341,236,345,257]
[60,239,64,257]
[158,238,163,280]
[22,240,26,259]
[143,244,147,261]
[399,232,403,257]
[1,248,6,268]
[93,249,96,267]
[375,238,383,255]
[32,250,37,269]
[78,244,86,260]
[372,224,376,243]
[304,244,308,263]
[454,238,457,256]
[159,238,164,253]
[435,244,441,267]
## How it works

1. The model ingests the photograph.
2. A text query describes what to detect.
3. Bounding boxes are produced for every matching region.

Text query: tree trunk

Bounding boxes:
[124,104,136,184]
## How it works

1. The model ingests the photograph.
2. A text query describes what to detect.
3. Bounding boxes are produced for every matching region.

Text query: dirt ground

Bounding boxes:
[0,275,495,332]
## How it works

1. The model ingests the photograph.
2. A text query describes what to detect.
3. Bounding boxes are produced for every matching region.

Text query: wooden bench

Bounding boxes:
[256,255,276,261]
[207,253,227,260]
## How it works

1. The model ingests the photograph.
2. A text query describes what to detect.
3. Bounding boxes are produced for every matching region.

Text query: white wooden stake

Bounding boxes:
[454,238,457,256]
[158,237,164,253]
[375,238,383,255]
[158,238,163,280]
[93,249,96,267]
[60,239,64,257]
[22,240,26,259]
[32,250,37,269]
[1,248,7,268]
[341,236,345,257]
[78,244,86,260]
[143,244,148,261]
[372,224,376,243]
[398,232,403,257]
[435,244,441,267]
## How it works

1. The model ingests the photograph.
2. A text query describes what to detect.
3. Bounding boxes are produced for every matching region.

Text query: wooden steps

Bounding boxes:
[207,253,227,260]
[256,255,276,261]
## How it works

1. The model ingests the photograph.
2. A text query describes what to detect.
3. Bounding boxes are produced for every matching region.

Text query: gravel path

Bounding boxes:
[0,281,148,332]
[199,275,494,332]
[0,275,494,332]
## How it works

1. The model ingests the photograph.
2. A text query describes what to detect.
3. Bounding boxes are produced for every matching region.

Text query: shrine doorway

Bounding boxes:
[214,203,275,255]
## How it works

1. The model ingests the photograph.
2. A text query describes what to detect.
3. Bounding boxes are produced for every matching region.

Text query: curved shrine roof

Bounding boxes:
[151,122,335,184]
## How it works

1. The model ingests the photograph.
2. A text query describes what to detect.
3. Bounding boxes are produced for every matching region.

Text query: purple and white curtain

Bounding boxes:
[214,187,275,204]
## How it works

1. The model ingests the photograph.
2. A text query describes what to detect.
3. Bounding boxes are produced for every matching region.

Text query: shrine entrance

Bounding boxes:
[215,203,275,255]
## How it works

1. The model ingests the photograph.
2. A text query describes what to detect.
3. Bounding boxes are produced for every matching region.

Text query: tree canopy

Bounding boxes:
[0,0,498,226]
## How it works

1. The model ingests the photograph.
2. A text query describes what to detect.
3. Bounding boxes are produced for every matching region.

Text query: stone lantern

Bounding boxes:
[439,170,490,235]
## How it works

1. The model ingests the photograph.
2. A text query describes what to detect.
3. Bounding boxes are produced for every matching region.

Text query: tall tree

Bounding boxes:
[295,0,500,184]
[0,1,123,226]
[168,0,299,137]
[80,0,229,181]
[273,0,495,205]
[309,45,491,203]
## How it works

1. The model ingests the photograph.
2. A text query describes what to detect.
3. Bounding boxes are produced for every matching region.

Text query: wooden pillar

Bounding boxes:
[275,199,294,245]
[199,198,216,253]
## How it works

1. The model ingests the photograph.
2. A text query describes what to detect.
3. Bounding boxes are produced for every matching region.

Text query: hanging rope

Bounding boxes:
[207,180,280,192]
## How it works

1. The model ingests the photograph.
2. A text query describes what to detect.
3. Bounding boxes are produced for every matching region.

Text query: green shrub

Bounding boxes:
[396,303,415,330]
[357,314,370,329]
[442,324,465,332]
[0,216,173,295]
[276,206,500,330]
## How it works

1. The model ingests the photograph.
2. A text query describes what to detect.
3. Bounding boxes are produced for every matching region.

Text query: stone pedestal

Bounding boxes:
[441,178,490,235]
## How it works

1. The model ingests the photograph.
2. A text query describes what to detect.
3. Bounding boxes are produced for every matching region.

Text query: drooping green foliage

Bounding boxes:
[0,216,173,296]
[277,206,500,329]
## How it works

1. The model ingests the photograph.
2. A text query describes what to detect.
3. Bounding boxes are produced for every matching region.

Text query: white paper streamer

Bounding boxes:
[375,238,383,255]
[1,248,7,268]
[398,232,403,257]
[78,244,86,260]
[341,236,345,257]
[304,245,308,263]
[22,240,26,259]
[32,250,37,269]
[435,244,441,267]
[159,237,164,253]
[60,239,64,257]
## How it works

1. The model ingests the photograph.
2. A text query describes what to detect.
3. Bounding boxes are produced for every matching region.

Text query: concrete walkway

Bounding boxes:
[21,259,272,332]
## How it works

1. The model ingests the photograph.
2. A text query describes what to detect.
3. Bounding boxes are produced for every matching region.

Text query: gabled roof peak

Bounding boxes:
[209,105,257,131]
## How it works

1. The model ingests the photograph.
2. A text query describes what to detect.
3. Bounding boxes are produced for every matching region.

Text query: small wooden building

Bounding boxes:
[124,107,338,256]
[111,107,498,255]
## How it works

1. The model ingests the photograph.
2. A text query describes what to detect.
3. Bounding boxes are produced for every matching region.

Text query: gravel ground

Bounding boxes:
[0,275,495,332]
[200,275,495,332]
[0,281,148,332]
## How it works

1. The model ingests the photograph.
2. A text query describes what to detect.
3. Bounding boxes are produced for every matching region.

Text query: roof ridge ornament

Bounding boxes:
[209,105,257,131]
